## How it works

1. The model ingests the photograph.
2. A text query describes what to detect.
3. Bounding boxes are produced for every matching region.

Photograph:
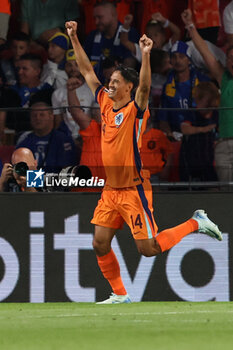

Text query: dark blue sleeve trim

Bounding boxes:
[95,85,103,103]
[134,100,146,119]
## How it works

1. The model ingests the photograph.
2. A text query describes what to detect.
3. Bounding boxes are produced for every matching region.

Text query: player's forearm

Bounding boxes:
[139,52,151,92]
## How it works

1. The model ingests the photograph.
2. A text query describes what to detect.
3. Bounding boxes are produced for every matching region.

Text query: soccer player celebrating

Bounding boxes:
[66,21,222,304]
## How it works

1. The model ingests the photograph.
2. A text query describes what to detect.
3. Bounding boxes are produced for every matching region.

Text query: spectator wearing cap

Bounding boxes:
[41,32,70,89]
[144,13,225,75]
[52,49,95,139]
[16,90,77,173]
[157,41,210,140]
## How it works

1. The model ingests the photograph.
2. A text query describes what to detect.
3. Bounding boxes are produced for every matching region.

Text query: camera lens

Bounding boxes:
[13,162,29,176]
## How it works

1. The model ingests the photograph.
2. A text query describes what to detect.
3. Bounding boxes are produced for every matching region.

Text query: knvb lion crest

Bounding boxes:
[115,112,124,127]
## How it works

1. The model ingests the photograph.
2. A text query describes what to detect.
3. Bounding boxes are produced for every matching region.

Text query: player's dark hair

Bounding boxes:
[102,55,121,69]
[19,53,43,70]
[114,65,139,92]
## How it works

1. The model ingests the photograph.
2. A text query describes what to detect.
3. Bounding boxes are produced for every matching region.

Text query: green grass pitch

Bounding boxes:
[1,302,233,350]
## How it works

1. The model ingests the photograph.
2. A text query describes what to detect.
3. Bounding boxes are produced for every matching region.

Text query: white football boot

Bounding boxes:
[192,209,222,241]
[96,293,131,304]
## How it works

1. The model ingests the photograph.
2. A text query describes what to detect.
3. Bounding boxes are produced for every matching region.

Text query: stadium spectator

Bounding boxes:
[41,32,70,89]
[66,77,105,180]
[157,41,209,140]
[182,9,233,183]
[150,49,171,110]
[179,82,219,182]
[223,0,233,47]
[0,0,11,47]
[66,20,222,305]
[80,0,133,35]
[0,53,53,136]
[144,13,225,74]
[139,0,171,34]
[188,0,220,44]
[20,0,79,47]
[84,1,140,77]
[146,13,181,50]
[184,40,226,74]
[52,49,95,139]
[11,53,53,108]
[120,12,181,63]
[140,118,174,182]
[0,79,21,144]
[0,147,38,192]
[0,31,30,86]
[16,90,76,173]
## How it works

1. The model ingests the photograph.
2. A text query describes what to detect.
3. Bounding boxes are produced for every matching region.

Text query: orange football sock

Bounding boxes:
[97,249,127,295]
[156,218,198,252]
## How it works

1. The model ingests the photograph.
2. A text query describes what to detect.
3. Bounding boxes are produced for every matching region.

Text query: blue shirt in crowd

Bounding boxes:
[158,68,210,132]
[16,129,77,173]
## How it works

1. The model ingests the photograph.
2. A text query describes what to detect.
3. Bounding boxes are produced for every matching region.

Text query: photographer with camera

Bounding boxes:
[0,147,38,192]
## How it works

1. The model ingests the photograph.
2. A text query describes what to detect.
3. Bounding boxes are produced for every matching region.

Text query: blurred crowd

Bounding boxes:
[0,0,233,191]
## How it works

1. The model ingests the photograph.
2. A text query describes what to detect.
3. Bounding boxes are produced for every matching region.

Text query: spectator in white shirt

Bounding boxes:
[223,0,233,47]
[52,49,95,139]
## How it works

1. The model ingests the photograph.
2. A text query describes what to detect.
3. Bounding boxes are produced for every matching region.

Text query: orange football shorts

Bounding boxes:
[91,178,158,240]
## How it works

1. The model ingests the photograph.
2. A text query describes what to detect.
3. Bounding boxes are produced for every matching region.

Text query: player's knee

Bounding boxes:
[92,237,109,256]
[137,246,154,257]
[136,238,161,257]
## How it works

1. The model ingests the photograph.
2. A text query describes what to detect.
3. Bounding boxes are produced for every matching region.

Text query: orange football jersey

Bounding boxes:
[140,128,173,175]
[79,119,106,180]
[96,86,150,188]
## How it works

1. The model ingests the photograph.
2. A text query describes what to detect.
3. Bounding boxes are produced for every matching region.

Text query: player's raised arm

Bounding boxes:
[65,21,101,96]
[135,35,153,111]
